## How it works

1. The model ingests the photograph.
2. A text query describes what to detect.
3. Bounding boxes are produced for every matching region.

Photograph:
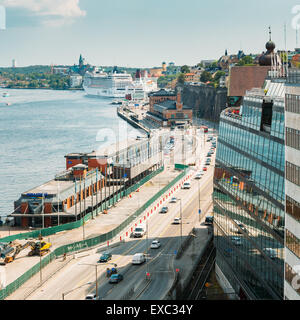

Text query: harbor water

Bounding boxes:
[0,89,142,219]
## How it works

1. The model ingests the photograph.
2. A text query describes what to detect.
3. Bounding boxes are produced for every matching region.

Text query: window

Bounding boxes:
[286,162,300,186]
[286,229,300,259]
[285,263,300,295]
[286,127,300,151]
[286,196,300,222]
[260,99,273,133]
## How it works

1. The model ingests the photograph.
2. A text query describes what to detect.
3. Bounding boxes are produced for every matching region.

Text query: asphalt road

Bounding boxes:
[24,154,214,300]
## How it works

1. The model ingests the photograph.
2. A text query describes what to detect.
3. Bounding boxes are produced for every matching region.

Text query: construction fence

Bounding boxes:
[0,166,190,300]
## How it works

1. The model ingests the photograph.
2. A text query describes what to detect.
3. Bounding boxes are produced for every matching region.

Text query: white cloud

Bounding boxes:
[1,0,86,26]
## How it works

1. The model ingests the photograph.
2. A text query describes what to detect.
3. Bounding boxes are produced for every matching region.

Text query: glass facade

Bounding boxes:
[213,93,285,300]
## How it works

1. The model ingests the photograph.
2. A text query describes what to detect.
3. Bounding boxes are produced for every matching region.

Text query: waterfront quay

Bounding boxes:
[9,136,163,229]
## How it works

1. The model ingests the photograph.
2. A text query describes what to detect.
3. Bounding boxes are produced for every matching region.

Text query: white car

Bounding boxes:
[150,240,161,249]
[231,236,242,246]
[194,173,203,180]
[264,248,277,259]
[173,217,181,225]
[85,294,98,300]
[181,182,191,189]
[170,197,177,203]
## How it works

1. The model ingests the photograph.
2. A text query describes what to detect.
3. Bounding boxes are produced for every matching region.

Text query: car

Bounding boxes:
[98,252,112,263]
[170,197,177,203]
[231,236,242,246]
[150,240,161,249]
[194,173,203,180]
[159,206,169,214]
[109,273,124,283]
[264,248,277,259]
[132,253,146,264]
[202,167,208,171]
[205,216,214,225]
[205,161,211,165]
[173,217,181,225]
[182,182,191,189]
[85,294,98,300]
[233,220,247,234]
[133,226,146,238]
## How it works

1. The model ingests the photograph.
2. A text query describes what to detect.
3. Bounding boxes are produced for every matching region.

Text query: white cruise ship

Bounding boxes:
[83,68,133,98]
[83,68,158,99]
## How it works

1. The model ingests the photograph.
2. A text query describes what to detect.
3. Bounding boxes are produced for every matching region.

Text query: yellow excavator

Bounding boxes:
[0,240,52,264]
[27,241,52,257]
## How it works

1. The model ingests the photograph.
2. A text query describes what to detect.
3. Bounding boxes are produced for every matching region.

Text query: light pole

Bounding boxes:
[177,198,183,250]
[198,179,201,222]
[62,281,93,300]
[146,217,149,279]
[79,263,101,298]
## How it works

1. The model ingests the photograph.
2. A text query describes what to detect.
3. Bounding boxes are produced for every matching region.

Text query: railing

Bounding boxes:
[0,166,189,300]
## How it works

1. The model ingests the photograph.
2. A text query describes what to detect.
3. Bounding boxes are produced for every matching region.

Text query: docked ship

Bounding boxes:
[83,67,133,98]
[83,67,157,99]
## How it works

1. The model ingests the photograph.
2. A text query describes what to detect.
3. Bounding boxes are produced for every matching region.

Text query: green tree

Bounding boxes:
[214,71,226,83]
[200,71,213,83]
[177,73,185,84]
[180,65,190,74]
[237,55,254,66]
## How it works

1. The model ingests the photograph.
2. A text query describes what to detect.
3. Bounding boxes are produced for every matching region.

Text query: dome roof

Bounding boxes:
[266,40,275,51]
[258,40,276,66]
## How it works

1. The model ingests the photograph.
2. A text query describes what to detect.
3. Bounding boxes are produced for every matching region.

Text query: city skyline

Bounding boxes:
[0,0,299,68]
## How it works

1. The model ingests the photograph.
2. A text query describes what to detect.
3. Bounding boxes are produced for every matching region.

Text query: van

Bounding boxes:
[132,253,146,265]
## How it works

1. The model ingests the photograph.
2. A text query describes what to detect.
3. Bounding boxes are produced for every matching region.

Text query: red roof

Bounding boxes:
[228,66,270,97]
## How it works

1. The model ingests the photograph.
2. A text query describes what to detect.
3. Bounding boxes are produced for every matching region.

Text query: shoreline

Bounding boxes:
[0,87,84,91]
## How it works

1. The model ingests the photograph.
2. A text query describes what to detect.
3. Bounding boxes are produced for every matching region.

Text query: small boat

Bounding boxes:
[111,99,123,105]
[0,101,11,106]
[2,92,10,97]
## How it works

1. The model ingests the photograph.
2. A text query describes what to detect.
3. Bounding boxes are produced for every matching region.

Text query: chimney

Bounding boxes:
[176,91,183,111]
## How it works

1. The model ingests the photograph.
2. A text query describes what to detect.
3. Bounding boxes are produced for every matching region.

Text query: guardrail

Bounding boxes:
[0,166,190,300]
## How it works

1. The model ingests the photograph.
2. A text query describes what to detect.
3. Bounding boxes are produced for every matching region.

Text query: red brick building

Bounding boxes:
[147,89,193,127]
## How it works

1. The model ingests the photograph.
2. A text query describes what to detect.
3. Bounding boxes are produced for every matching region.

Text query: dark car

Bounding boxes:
[160,206,169,214]
[207,154,212,158]
[109,273,123,284]
[205,216,214,225]
[98,252,112,263]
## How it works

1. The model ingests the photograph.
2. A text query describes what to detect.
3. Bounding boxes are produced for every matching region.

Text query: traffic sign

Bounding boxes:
[199,209,202,214]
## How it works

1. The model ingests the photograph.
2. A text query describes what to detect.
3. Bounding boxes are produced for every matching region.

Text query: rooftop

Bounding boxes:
[228,66,271,97]
[154,100,192,111]
[148,89,176,97]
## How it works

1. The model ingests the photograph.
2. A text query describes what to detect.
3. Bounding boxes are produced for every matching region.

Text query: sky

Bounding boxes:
[0,0,299,68]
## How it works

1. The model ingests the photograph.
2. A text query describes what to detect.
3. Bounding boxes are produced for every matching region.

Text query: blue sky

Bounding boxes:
[0,0,299,67]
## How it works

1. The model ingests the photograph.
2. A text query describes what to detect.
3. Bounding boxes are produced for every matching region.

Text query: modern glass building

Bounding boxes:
[284,69,300,300]
[213,76,286,299]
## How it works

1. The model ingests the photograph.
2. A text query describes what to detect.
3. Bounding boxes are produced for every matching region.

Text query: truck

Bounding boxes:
[132,224,146,238]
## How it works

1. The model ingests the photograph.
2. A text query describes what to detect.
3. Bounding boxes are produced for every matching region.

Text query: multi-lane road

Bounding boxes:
[6,127,216,300]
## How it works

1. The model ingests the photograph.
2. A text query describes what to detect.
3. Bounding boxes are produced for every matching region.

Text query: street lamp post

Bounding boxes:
[79,263,101,298]
[62,281,93,300]
[146,218,149,279]
[177,198,183,250]
[198,179,201,222]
